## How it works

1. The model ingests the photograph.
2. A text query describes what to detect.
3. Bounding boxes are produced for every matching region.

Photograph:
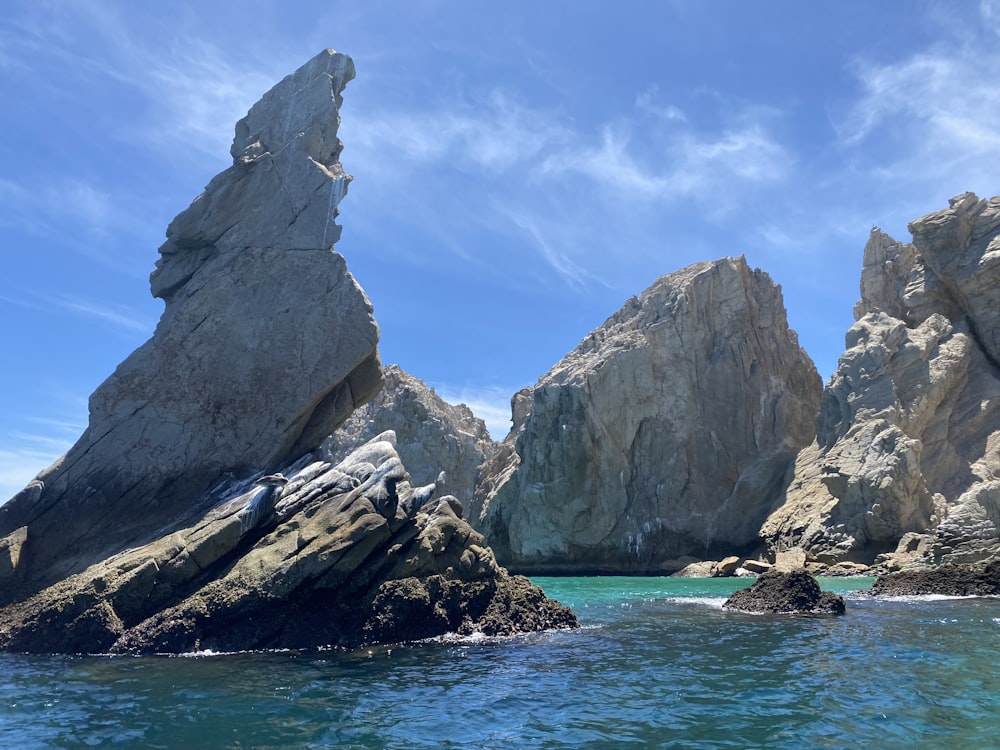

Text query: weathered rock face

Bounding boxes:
[473,257,822,573]
[0,50,383,598]
[0,51,577,652]
[761,194,1000,565]
[0,432,577,654]
[324,365,496,508]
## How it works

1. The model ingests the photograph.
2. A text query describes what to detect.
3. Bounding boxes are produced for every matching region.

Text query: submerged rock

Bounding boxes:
[762,193,1000,565]
[474,257,821,573]
[870,561,1000,597]
[723,570,845,615]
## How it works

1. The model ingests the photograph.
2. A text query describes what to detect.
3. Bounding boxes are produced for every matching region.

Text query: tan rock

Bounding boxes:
[712,556,742,577]
[763,194,1000,565]
[325,365,495,511]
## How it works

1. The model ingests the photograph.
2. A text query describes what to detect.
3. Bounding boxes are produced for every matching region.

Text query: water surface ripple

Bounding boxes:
[2,577,998,748]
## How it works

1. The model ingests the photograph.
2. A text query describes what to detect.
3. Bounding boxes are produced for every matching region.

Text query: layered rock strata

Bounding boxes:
[474,257,822,573]
[0,50,576,651]
[0,50,382,599]
[0,433,576,654]
[325,365,495,508]
[761,194,1000,565]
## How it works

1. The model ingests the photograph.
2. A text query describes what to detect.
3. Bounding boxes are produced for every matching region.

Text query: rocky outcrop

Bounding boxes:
[474,257,822,573]
[723,570,845,614]
[0,50,383,599]
[324,365,495,508]
[761,194,1000,565]
[0,432,576,654]
[0,50,576,652]
[870,560,1000,597]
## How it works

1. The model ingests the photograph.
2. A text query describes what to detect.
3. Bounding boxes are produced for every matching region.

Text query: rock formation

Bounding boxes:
[0,432,576,654]
[761,194,1000,566]
[723,570,845,615]
[0,49,382,599]
[0,50,576,651]
[473,257,822,573]
[869,560,1000,597]
[324,365,496,508]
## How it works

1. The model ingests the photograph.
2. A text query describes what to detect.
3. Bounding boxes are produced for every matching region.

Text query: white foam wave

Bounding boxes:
[663,596,728,610]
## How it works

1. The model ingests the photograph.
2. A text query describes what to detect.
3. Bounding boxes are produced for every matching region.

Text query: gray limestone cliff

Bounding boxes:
[761,193,1000,566]
[324,365,496,508]
[472,256,822,573]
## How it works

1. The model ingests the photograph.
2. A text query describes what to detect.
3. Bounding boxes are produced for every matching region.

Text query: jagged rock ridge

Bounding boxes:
[324,365,496,509]
[0,50,577,651]
[0,432,575,654]
[762,193,1000,565]
[0,50,383,599]
[473,256,822,573]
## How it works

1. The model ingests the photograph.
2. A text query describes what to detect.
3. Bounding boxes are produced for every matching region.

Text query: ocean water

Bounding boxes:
[2,576,999,749]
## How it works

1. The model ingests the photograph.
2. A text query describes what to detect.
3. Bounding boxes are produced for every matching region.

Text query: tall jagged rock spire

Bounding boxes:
[0,49,383,598]
[761,193,1000,566]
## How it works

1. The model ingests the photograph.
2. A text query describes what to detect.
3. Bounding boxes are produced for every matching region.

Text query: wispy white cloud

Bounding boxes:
[837,5,1000,195]
[635,85,686,123]
[0,289,154,337]
[346,89,572,175]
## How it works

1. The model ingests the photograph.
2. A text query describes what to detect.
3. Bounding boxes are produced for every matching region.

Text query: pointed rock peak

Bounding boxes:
[151,48,356,303]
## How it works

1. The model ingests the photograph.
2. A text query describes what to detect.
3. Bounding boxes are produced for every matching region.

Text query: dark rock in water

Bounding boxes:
[870,561,1000,597]
[0,432,577,654]
[723,570,845,615]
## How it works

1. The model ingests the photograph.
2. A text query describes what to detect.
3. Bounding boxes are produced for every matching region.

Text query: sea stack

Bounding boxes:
[0,50,577,652]
[762,193,1000,567]
[473,257,822,573]
[0,50,382,598]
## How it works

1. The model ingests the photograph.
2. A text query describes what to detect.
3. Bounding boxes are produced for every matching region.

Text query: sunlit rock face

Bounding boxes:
[324,365,496,512]
[473,257,822,573]
[762,193,1000,566]
[0,49,382,599]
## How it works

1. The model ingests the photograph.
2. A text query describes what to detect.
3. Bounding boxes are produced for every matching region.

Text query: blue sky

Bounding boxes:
[2,1,1000,500]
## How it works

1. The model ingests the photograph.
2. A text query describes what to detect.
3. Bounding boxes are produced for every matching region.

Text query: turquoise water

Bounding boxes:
[2,576,1000,748]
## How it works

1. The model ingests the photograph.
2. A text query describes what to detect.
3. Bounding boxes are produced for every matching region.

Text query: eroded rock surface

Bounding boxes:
[0,50,382,599]
[325,365,496,508]
[0,433,576,654]
[762,194,1000,565]
[474,257,821,573]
